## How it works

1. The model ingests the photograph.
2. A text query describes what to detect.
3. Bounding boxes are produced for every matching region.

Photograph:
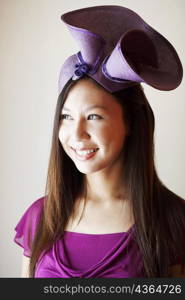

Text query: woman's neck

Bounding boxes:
[84,162,126,205]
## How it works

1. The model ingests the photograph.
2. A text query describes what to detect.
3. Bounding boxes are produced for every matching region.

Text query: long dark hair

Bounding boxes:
[29,76,185,277]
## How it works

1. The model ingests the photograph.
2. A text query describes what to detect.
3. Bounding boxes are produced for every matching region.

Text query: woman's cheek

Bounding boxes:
[91,122,109,133]
[58,129,66,144]
[96,125,113,139]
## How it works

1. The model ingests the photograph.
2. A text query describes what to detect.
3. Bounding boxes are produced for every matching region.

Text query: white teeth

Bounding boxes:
[75,149,97,156]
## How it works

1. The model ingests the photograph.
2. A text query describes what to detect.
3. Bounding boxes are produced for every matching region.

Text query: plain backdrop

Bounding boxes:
[0,0,185,277]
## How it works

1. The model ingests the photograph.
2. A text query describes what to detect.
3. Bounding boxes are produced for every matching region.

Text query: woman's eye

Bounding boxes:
[61,114,73,120]
[60,114,102,121]
[88,114,102,120]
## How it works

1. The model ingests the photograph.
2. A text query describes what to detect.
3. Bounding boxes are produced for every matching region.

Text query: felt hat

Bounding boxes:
[58,5,183,94]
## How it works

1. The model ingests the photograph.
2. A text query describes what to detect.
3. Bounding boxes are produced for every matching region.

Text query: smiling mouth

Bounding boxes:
[71,147,99,160]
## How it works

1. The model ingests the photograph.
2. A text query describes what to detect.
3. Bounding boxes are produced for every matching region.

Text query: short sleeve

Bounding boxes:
[13,197,44,257]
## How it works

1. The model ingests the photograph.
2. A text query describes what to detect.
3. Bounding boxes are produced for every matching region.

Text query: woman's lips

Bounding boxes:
[70,147,99,161]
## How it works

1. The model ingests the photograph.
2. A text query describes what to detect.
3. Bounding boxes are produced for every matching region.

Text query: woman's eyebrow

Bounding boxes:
[62,105,108,112]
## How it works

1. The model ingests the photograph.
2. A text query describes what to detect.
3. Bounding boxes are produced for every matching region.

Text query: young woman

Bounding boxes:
[14,6,185,278]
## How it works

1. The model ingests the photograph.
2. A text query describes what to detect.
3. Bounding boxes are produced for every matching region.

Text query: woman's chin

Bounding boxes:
[74,162,106,174]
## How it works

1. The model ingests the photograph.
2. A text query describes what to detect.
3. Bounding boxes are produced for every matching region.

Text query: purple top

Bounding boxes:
[14,197,147,277]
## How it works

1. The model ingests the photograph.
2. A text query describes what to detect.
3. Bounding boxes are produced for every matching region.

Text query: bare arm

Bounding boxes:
[21,256,30,278]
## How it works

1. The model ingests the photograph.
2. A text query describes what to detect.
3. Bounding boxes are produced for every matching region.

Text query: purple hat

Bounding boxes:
[58,5,183,94]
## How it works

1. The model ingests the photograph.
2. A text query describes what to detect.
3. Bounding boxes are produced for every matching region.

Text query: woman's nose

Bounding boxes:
[72,120,90,140]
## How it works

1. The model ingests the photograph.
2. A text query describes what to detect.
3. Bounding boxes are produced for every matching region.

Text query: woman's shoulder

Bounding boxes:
[162,187,185,267]
[14,196,45,228]
[27,196,45,213]
[14,196,45,257]
[163,187,185,224]
[162,185,185,210]
[15,195,45,229]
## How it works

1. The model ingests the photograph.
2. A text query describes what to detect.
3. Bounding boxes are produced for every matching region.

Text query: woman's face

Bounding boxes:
[59,79,129,174]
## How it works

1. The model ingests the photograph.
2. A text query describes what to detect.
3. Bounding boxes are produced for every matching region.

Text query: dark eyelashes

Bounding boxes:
[60,114,103,120]
[60,114,71,120]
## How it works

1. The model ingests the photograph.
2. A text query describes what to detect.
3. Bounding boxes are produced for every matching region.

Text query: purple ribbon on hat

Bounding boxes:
[72,51,103,81]
[73,62,91,79]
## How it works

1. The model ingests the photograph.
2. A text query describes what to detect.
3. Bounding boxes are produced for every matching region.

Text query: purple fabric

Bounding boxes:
[58,5,183,94]
[14,197,146,278]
